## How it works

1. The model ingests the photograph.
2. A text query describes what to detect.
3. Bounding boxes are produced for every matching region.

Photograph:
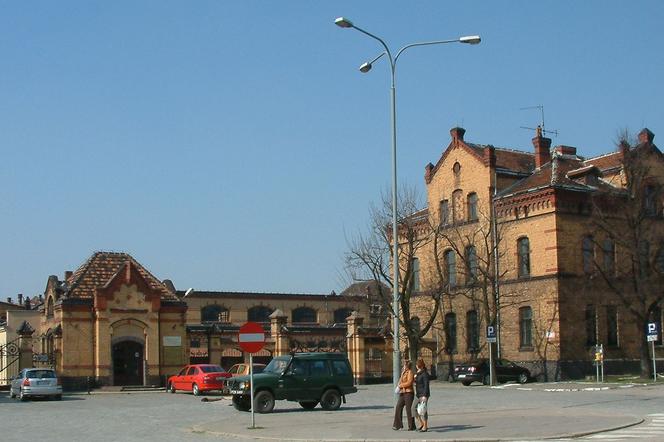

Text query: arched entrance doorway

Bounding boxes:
[112,340,144,386]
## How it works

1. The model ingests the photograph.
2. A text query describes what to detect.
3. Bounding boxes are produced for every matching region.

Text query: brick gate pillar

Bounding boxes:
[346,312,365,384]
[269,309,289,356]
[17,321,35,371]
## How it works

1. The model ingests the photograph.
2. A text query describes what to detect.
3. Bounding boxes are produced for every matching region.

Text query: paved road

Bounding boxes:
[2,381,663,441]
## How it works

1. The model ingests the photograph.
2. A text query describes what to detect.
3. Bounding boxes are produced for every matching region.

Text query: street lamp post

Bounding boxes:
[335,16,480,395]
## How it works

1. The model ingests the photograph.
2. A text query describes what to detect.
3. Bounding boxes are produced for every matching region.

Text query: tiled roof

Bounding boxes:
[67,252,177,300]
[496,155,592,197]
[585,151,622,171]
[178,290,349,301]
[495,149,535,174]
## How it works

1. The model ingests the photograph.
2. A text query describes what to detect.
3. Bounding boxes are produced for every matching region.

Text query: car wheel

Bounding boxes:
[232,395,251,412]
[299,401,318,410]
[168,383,176,394]
[19,389,27,402]
[483,374,491,385]
[254,390,275,413]
[518,373,529,384]
[461,381,471,386]
[192,383,201,396]
[320,389,342,411]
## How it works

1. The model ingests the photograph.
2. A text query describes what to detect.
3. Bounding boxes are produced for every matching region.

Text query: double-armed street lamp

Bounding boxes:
[334,16,480,394]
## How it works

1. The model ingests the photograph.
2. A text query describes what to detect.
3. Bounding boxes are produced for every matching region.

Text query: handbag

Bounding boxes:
[395,385,401,394]
[417,400,427,415]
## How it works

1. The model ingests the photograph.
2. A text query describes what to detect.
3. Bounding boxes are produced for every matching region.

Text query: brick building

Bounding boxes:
[410,126,664,380]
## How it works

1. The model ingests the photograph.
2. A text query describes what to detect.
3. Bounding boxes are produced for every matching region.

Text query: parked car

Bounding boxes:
[454,359,530,386]
[226,352,357,413]
[10,368,62,401]
[167,364,231,396]
[228,363,266,377]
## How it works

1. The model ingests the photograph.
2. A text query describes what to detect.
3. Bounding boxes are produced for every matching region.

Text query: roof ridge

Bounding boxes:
[585,150,620,162]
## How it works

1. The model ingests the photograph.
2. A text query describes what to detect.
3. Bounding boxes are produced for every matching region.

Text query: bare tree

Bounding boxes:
[591,129,664,377]
[345,185,441,362]
[430,206,526,383]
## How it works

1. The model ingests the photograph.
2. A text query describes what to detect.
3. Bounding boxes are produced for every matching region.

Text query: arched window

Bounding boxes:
[333,308,353,324]
[519,306,533,348]
[444,250,456,287]
[46,296,54,319]
[248,306,273,323]
[639,240,650,277]
[517,237,530,278]
[452,189,463,223]
[582,236,594,274]
[292,307,317,324]
[603,239,615,275]
[465,245,478,284]
[585,304,597,346]
[439,199,449,225]
[201,305,229,323]
[644,185,657,216]
[410,257,420,292]
[444,312,457,353]
[467,193,478,221]
[466,310,479,351]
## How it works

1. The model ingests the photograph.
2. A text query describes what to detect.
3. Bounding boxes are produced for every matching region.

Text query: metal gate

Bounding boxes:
[0,338,21,385]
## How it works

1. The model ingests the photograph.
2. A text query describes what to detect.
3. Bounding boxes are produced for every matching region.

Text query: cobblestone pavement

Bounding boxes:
[2,381,663,441]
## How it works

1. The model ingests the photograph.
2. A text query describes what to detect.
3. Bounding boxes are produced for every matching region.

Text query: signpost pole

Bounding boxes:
[489,340,493,386]
[238,322,266,430]
[250,353,255,428]
[653,341,657,383]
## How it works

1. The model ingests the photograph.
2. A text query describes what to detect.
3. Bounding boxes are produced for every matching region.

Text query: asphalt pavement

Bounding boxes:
[191,381,648,441]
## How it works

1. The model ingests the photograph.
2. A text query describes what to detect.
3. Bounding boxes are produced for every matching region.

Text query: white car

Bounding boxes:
[10,368,63,401]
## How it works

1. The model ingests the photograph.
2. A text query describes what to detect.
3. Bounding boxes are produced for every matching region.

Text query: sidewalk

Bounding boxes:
[190,382,645,441]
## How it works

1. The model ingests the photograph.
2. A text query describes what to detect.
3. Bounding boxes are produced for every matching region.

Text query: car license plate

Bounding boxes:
[229,390,244,395]
[37,380,49,385]
[457,374,466,378]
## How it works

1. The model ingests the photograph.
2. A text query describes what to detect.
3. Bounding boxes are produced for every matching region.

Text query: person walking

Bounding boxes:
[392,359,416,431]
[413,359,431,432]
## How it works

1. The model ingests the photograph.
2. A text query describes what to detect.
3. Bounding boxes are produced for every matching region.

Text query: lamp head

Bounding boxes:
[459,35,481,45]
[334,17,353,28]
[359,62,372,73]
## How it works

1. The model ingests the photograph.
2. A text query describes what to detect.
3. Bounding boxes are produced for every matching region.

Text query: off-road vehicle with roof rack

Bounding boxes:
[226,352,357,413]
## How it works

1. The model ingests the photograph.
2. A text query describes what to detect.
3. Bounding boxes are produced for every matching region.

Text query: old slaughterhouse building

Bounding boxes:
[408,126,664,381]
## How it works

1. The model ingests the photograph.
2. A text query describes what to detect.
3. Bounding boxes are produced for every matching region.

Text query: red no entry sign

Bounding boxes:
[238,321,265,353]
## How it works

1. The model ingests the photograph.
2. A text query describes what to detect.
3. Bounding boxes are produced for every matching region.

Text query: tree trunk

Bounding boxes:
[637,319,650,378]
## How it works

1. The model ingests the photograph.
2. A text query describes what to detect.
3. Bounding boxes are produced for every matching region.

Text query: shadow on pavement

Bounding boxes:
[429,424,484,433]
[256,404,392,414]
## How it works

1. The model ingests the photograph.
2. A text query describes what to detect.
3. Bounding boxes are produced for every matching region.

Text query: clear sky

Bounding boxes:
[1,1,662,300]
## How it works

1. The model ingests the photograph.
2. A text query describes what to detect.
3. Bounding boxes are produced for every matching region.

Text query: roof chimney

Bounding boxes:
[638,128,655,145]
[554,145,577,156]
[17,294,23,305]
[532,126,552,168]
[64,270,73,281]
[424,162,434,184]
[450,127,466,143]
[6,297,11,304]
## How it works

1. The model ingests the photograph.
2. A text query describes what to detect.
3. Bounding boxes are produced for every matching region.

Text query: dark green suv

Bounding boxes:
[227,352,357,413]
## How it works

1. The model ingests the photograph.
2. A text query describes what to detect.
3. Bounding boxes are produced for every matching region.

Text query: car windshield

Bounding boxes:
[200,365,224,373]
[27,370,56,379]
[263,357,291,374]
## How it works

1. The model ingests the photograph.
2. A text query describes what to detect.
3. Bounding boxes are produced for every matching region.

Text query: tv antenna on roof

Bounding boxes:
[520,105,559,138]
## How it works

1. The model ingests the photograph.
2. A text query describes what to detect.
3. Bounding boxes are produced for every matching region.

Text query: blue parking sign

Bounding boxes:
[487,325,497,343]
[647,322,659,342]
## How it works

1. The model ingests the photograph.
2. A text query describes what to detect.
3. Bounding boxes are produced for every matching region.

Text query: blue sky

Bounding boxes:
[1,1,662,300]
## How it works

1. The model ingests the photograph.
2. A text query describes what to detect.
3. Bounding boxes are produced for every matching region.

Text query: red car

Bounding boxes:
[167,364,231,396]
